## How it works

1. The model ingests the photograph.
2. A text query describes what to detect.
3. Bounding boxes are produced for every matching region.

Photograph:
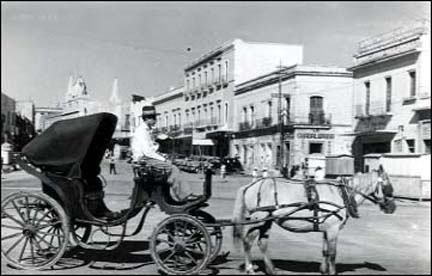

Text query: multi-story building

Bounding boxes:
[348,20,431,172]
[153,39,303,158]
[233,65,353,173]
[1,92,16,143]
[152,86,186,154]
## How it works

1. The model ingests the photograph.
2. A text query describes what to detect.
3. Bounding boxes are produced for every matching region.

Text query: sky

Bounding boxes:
[1,1,430,107]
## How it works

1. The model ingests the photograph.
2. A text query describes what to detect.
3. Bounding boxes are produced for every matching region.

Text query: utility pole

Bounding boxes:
[277,61,285,174]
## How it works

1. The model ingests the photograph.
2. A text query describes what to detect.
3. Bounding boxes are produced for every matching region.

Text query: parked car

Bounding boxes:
[221,157,244,174]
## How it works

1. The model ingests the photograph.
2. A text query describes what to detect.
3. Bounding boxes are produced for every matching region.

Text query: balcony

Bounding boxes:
[255,117,273,129]
[184,127,193,135]
[355,101,392,118]
[239,121,253,131]
[168,125,182,137]
[308,112,332,125]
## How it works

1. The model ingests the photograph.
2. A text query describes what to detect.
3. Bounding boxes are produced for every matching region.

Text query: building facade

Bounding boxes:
[232,65,353,173]
[153,39,303,158]
[348,20,431,172]
[1,92,16,143]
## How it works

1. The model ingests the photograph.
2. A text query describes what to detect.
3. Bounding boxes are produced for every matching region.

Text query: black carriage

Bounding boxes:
[1,113,222,275]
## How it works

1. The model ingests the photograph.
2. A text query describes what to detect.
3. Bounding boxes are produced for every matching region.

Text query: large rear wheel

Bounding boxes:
[1,192,69,270]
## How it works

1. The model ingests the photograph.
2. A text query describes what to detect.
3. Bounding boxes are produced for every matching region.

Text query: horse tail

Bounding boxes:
[232,184,248,249]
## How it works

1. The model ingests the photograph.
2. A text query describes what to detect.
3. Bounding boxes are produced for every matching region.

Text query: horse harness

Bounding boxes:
[243,177,354,231]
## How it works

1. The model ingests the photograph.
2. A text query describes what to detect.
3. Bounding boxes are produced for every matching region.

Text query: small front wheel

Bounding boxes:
[1,192,69,270]
[150,214,211,275]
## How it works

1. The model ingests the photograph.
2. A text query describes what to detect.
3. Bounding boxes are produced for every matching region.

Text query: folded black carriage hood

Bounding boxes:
[22,113,118,178]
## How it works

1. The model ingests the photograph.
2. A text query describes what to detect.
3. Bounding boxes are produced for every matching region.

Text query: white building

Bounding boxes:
[233,64,353,173]
[152,39,303,157]
[348,20,431,172]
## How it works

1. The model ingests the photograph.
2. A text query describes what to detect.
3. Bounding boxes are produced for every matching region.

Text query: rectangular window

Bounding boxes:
[178,112,181,127]
[285,97,291,122]
[197,108,201,125]
[365,81,370,115]
[211,68,215,83]
[217,104,221,124]
[309,142,323,154]
[225,103,229,123]
[218,64,222,82]
[268,101,272,118]
[186,79,190,91]
[409,71,416,97]
[225,60,229,82]
[385,77,392,112]
[425,140,431,154]
[204,71,208,85]
[406,139,415,153]
[276,145,281,167]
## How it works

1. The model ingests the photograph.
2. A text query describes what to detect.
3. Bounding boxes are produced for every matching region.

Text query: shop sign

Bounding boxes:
[297,133,335,139]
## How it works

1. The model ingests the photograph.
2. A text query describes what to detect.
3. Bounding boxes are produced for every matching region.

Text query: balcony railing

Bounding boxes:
[308,112,331,125]
[184,127,193,134]
[239,121,253,131]
[255,117,273,129]
[355,101,391,117]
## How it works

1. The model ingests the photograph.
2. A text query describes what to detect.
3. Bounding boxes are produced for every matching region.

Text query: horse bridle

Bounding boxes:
[343,175,396,213]
[343,179,393,204]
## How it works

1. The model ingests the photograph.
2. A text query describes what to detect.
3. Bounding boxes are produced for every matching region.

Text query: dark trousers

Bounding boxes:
[109,164,117,174]
[137,156,191,201]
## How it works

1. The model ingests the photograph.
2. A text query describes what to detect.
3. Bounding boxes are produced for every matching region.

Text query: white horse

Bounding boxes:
[232,167,396,275]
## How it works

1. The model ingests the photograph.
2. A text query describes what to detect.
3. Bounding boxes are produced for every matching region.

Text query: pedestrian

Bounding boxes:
[262,167,269,178]
[220,164,227,182]
[109,153,117,175]
[252,167,258,181]
[131,104,200,202]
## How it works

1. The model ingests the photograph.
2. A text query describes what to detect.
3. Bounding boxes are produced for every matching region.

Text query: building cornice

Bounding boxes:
[235,65,352,96]
[347,49,420,71]
[185,40,236,72]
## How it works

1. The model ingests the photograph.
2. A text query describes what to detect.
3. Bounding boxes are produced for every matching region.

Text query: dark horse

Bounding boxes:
[232,166,396,275]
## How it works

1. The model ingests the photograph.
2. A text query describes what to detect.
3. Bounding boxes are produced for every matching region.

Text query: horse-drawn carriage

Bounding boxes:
[1,113,221,274]
[1,112,397,275]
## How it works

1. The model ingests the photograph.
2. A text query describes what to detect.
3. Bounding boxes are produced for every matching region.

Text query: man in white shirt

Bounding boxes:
[131,105,198,202]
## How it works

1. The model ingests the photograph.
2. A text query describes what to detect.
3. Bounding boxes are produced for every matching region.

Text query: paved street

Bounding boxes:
[1,160,431,275]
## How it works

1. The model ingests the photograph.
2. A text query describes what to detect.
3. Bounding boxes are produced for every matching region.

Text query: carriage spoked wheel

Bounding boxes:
[1,191,69,270]
[190,209,223,264]
[150,214,212,275]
